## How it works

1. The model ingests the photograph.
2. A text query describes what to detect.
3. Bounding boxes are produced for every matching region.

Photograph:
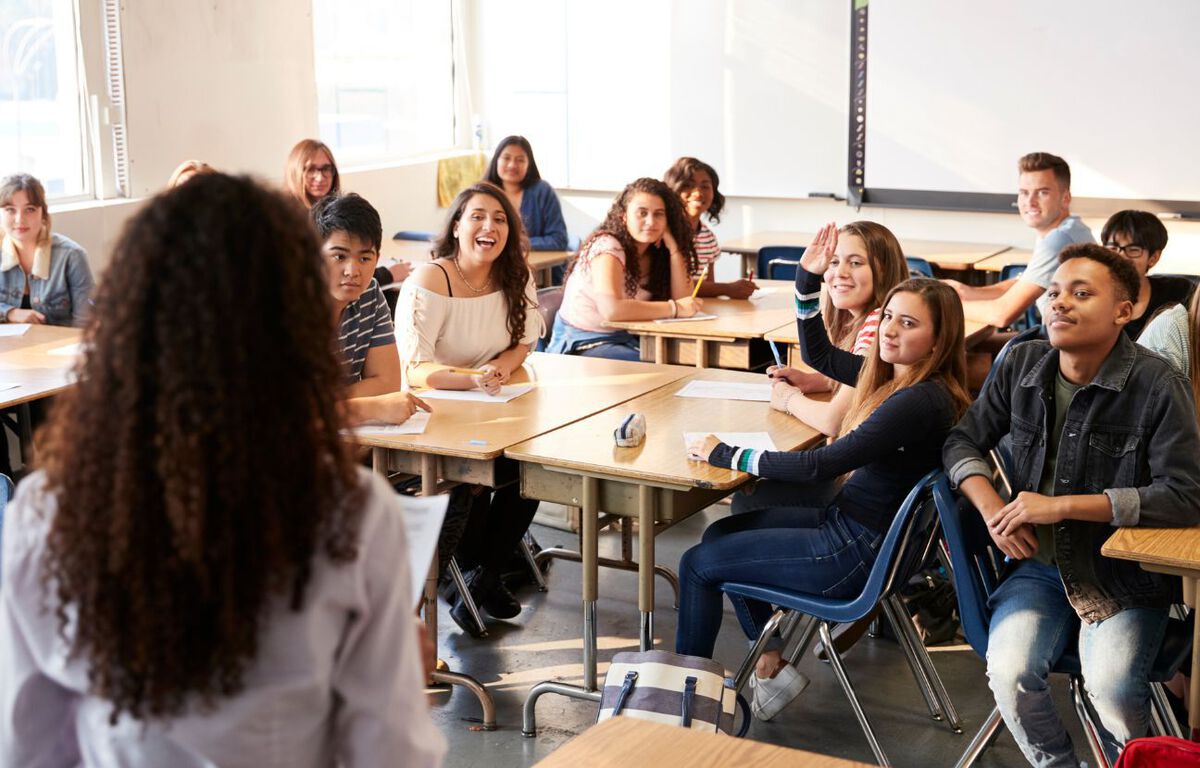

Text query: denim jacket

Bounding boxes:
[0,233,95,327]
[943,334,1200,622]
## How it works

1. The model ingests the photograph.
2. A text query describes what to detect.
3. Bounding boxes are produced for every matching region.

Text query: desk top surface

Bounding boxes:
[505,367,823,490]
[606,281,794,340]
[381,239,571,270]
[1102,526,1200,574]
[353,353,690,459]
[533,717,872,768]
[0,325,82,408]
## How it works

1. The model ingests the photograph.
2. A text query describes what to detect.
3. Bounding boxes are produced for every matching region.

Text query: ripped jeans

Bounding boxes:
[674,504,882,658]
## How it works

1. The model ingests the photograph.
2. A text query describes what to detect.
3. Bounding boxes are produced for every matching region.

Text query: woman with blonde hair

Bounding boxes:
[166,159,215,188]
[284,138,341,209]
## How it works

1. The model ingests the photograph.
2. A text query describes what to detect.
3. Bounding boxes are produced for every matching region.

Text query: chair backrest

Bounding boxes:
[932,476,1005,658]
[393,230,434,242]
[905,256,934,278]
[999,263,1040,331]
[0,473,12,568]
[536,287,564,345]
[979,324,1044,397]
[756,246,805,281]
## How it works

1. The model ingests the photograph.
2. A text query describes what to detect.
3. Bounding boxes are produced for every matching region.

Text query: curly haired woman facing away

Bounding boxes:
[0,174,444,768]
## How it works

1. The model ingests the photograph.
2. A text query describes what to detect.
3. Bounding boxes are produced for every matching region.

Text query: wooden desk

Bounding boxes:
[0,325,81,409]
[362,353,689,729]
[974,248,1032,274]
[509,368,823,735]
[381,238,572,286]
[534,716,872,768]
[764,317,992,366]
[605,281,794,369]
[1102,526,1200,739]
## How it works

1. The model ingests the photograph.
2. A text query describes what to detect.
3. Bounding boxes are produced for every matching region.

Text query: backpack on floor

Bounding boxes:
[1115,736,1200,767]
[597,650,750,737]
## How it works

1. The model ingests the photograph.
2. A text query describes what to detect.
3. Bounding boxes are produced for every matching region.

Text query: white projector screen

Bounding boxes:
[863,0,1200,210]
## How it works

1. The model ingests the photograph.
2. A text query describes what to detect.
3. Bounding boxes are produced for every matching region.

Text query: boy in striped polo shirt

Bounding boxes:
[312,193,428,425]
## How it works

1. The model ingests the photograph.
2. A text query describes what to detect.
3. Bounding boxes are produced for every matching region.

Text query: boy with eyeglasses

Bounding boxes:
[1099,209,1195,339]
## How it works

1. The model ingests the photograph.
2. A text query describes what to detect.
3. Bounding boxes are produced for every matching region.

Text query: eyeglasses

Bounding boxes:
[1104,242,1147,259]
[304,164,334,179]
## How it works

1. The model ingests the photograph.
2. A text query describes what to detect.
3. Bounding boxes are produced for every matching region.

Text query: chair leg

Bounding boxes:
[519,533,548,592]
[784,613,823,668]
[881,598,945,723]
[447,557,488,637]
[731,608,789,695]
[1070,676,1112,768]
[819,622,892,767]
[885,595,963,732]
[953,705,1005,768]
[1150,681,1185,739]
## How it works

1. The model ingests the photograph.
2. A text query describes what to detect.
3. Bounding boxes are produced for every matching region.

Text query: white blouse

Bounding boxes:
[395,274,542,372]
[0,469,445,768]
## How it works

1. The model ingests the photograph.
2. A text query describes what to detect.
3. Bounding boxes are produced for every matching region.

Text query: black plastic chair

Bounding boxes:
[393,230,434,242]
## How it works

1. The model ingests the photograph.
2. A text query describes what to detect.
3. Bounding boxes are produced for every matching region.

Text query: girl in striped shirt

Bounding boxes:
[768,221,910,438]
[664,157,757,299]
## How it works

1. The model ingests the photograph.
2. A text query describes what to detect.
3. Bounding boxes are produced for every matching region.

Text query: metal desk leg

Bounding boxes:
[638,485,655,651]
[373,449,496,731]
[1187,576,1198,741]
[523,475,603,736]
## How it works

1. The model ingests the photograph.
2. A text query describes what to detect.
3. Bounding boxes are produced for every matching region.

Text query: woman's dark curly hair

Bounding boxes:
[431,182,533,347]
[36,173,364,723]
[568,178,698,299]
[663,156,725,224]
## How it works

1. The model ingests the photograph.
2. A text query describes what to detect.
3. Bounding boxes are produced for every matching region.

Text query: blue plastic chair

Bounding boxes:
[999,263,1040,331]
[756,245,805,281]
[976,325,1044,497]
[721,470,959,766]
[0,473,12,570]
[392,230,434,241]
[931,477,1192,767]
[906,256,934,277]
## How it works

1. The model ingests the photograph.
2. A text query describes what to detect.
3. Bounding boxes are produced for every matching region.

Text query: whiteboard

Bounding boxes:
[864,0,1200,203]
[474,0,848,199]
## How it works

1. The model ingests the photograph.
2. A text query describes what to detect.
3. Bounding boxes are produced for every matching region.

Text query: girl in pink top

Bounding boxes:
[548,177,702,361]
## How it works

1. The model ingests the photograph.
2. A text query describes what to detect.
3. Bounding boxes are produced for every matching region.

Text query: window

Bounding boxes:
[312,0,456,167]
[0,0,88,198]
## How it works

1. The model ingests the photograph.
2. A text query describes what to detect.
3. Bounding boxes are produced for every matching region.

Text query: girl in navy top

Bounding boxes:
[484,135,568,252]
[677,225,970,721]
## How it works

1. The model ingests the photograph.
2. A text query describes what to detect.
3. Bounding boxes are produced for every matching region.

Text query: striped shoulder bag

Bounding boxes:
[597,650,750,736]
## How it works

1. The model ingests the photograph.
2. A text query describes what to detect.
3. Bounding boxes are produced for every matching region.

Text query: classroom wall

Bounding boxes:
[46,0,1200,278]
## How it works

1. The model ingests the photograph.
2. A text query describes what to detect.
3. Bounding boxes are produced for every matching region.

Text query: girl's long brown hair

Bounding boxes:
[566,178,698,299]
[839,278,972,437]
[36,174,363,722]
[431,182,533,347]
[824,221,910,350]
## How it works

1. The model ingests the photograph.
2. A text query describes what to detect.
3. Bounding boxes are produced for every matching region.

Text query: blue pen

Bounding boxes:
[767,339,784,368]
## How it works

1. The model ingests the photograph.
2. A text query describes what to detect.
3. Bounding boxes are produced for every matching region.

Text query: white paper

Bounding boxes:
[653,312,718,324]
[676,380,772,402]
[48,342,83,357]
[397,494,451,609]
[417,383,533,403]
[0,383,19,391]
[0,324,32,337]
[349,411,432,437]
[684,431,778,459]
[749,286,787,301]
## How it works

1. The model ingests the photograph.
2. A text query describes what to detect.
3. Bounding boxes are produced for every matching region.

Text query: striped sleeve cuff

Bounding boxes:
[730,448,763,476]
[794,285,821,319]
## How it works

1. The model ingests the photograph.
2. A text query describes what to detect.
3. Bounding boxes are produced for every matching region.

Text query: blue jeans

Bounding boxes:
[674,504,882,658]
[545,312,641,361]
[986,560,1167,767]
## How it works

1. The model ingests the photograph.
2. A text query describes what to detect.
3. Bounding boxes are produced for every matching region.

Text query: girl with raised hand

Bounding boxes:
[0,173,94,327]
[664,156,756,299]
[767,221,910,438]
[678,278,970,722]
[0,174,444,767]
[395,181,542,635]
[547,177,702,361]
[484,135,568,251]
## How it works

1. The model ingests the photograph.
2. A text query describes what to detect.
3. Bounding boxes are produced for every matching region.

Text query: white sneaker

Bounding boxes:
[749,664,810,721]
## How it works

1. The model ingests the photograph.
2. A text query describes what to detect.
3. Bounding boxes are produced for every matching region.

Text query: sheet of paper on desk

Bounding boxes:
[654,313,718,324]
[683,432,778,458]
[0,383,19,391]
[349,411,431,436]
[397,493,450,609]
[417,383,533,403]
[48,342,83,356]
[0,324,32,337]
[749,286,787,301]
[676,380,771,402]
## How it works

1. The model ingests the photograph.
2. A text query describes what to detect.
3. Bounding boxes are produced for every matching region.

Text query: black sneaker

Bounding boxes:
[476,568,522,619]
